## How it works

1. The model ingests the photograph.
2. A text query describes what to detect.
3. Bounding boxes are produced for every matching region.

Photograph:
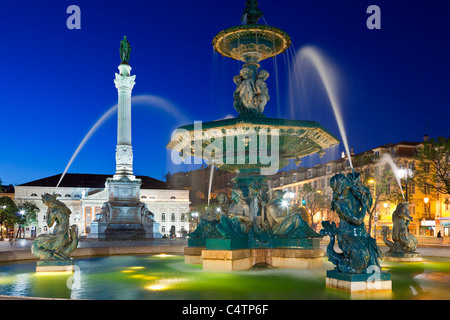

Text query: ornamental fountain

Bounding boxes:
[167,0,340,271]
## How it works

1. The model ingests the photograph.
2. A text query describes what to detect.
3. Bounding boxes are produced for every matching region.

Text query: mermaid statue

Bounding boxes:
[31,193,78,261]
[320,173,382,273]
[381,202,419,258]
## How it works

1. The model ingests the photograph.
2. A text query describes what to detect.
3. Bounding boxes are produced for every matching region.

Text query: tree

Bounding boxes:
[0,197,18,240]
[14,201,39,238]
[297,183,327,231]
[415,136,450,196]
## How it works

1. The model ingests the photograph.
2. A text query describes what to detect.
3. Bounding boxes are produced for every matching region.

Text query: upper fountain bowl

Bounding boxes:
[212,24,291,63]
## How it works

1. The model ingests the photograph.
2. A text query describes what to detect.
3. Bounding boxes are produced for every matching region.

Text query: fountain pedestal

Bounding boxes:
[186,237,324,271]
[383,252,422,262]
[36,260,75,273]
[326,270,392,292]
[199,247,324,272]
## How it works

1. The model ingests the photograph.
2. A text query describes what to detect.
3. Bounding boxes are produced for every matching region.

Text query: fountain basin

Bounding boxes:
[167,116,340,172]
[213,24,291,62]
[1,254,450,300]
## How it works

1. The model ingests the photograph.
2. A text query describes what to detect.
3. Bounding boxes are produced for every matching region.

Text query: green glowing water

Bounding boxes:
[0,255,449,300]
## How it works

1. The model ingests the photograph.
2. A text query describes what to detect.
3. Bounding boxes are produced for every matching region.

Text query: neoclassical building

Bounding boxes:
[14,173,190,238]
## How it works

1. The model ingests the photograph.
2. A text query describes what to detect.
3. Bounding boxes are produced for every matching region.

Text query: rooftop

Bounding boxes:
[18,173,169,190]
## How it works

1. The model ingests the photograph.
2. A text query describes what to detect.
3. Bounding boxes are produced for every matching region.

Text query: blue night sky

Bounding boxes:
[1,0,449,186]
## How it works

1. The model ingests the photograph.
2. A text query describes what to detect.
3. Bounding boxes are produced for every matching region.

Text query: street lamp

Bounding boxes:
[423,197,430,219]
[383,202,389,218]
[397,167,413,202]
[373,211,379,238]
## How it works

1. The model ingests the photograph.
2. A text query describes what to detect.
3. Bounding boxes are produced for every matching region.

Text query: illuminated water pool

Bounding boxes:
[0,254,449,300]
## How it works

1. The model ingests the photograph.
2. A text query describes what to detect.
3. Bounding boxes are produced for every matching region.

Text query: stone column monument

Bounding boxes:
[89,36,161,240]
[113,36,136,180]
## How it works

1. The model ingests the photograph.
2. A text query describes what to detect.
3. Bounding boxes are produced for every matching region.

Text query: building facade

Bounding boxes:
[14,173,190,238]
[269,140,450,241]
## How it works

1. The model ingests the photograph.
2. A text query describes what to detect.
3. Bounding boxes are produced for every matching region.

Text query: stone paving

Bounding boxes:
[0,238,448,258]
[0,238,187,252]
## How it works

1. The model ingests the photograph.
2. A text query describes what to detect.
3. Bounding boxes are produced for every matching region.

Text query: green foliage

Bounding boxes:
[0,197,19,240]
[297,183,327,229]
[15,200,39,226]
[414,136,450,195]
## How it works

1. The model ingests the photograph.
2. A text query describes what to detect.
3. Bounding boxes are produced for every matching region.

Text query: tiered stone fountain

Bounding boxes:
[167,0,339,271]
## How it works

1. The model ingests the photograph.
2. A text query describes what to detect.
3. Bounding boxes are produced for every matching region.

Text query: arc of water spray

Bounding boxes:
[56,105,117,189]
[292,46,353,170]
[56,95,189,188]
[207,162,215,207]
[380,153,406,200]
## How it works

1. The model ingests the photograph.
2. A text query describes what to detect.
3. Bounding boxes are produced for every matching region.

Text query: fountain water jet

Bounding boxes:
[380,153,406,200]
[290,46,353,170]
[56,94,189,188]
[207,163,214,207]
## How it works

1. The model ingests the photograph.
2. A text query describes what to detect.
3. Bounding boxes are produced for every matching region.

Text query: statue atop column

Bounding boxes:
[120,36,131,64]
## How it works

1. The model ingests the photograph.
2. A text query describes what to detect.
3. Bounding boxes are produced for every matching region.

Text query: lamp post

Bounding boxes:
[397,167,413,202]
[383,202,389,216]
[373,211,379,238]
[423,197,430,219]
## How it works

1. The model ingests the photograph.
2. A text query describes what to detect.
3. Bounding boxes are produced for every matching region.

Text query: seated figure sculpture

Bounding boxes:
[247,189,321,242]
[270,206,322,239]
[320,173,382,274]
[31,193,79,261]
[216,186,252,238]
[265,190,285,228]
[382,202,418,255]
[187,192,230,239]
[93,202,110,222]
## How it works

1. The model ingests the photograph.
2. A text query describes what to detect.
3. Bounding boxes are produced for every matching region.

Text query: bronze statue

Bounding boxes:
[120,36,131,63]
[382,202,418,254]
[265,190,285,228]
[31,194,78,260]
[321,173,382,274]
